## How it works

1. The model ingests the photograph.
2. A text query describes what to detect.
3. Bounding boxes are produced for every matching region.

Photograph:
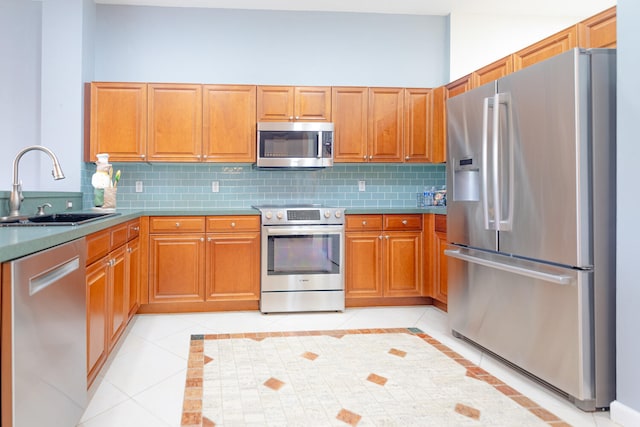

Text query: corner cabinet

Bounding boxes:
[144,215,261,312]
[345,214,426,306]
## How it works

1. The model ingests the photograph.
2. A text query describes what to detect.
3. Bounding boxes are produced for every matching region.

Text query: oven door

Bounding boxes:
[261,225,344,292]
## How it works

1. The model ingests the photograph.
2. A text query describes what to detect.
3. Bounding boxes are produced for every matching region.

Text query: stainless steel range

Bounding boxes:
[253,204,345,313]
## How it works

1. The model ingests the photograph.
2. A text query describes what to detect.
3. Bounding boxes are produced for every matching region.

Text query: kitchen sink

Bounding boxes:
[0,212,120,226]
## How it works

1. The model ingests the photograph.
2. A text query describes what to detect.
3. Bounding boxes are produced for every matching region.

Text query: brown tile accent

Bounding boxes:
[388,348,407,358]
[336,408,362,426]
[509,395,540,409]
[454,403,481,420]
[204,355,214,365]
[181,412,202,426]
[264,377,285,391]
[529,407,562,423]
[202,416,216,427]
[302,351,319,361]
[367,373,388,386]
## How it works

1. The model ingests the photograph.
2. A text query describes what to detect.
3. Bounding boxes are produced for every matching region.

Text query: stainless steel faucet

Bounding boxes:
[9,145,65,217]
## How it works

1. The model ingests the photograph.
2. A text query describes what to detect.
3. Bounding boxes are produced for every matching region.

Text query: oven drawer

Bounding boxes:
[206,215,260,232]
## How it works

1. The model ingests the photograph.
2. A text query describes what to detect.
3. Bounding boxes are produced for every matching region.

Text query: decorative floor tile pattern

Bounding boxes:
[181,328,570,426]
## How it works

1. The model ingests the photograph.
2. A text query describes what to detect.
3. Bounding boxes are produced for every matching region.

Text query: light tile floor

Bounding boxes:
[78,306,621,427]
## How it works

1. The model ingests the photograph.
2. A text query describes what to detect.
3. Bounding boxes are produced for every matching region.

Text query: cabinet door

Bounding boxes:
[446,74,473,98]
[85,82,147,162]
[345,231,383,297]
[294,86,331,121]
[433,215,448,305]
[108,245,128,350]
[384,231,422,297]
[472,55,514,88]
[205,232,260,301]
[126,238,140,319]
[148,83,203,161]
[578,6,616,48]
[257,86,294,121]
[203,85,256,162]
[368,88,404,162]
[513,26,577,71]
[332,87,368,163]
[431,86,447,163]
[404,88,432,163]
[149,234,205,302]
[86,259,108,386]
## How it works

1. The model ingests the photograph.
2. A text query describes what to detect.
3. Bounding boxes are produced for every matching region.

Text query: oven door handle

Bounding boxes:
[264,225,344,236]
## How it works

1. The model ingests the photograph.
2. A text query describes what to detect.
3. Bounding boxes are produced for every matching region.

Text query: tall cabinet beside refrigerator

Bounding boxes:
[445,48,616,411]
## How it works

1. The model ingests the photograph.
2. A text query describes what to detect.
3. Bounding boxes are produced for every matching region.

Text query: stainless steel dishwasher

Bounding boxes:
[7,238,87,427]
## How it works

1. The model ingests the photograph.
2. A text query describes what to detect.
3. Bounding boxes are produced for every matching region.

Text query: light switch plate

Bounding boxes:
[212,181,219,192]
[358,180,366,192]
[135,181,143,193]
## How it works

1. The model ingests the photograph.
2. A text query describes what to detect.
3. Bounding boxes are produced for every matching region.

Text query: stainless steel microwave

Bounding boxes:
[256,122,334,168]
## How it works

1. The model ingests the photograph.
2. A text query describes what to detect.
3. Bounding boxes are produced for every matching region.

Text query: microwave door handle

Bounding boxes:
[317,132,322,158]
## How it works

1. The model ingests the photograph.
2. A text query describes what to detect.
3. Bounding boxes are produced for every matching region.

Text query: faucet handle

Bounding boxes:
[36,203,52,216]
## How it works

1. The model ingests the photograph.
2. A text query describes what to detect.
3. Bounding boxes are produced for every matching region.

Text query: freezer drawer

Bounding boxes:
[446,246,595,408]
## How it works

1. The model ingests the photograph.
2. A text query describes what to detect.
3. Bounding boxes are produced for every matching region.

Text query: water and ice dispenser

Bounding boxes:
[452,156,480,202]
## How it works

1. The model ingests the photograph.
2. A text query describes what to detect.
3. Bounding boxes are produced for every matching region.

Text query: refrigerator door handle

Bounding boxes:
[491,94,502,229]
[481,96,495,230]
[444,249,573,285]
[496,92,515,231]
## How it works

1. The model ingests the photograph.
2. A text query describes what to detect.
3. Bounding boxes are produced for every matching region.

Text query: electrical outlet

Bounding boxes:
[66,200,73,209]
[211,181,219,192]
[358,180,366,192]
[135,181,143,193]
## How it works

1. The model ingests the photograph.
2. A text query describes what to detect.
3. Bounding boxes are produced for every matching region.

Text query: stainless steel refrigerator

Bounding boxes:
[445,48,616,411]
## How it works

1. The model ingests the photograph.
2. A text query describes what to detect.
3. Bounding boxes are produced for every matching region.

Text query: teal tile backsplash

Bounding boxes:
[82,163,445,209]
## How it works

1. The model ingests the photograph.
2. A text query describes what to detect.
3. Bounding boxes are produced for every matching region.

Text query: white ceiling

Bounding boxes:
[94,0,615,17]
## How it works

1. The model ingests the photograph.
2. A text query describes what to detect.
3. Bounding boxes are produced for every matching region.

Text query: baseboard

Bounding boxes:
[611,400,640,427]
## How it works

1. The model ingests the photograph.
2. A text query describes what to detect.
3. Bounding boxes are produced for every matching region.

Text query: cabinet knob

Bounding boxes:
[289,116,294,121]
[385,235,390,240]
[200,237,205,242]
[405,156,410,160]
[207,237,212,242]
[141,154,145,159]
[363,155,367,160]
[362,220,367,226]
[175,222,181,228]
[132,226,140,231]
[402,220,408,225]
[369,155,373,160]
[295,116,300,120]
[231,222,236,227]
[378,235,383,240]
[127,248,132,253]
[203,155,208,159]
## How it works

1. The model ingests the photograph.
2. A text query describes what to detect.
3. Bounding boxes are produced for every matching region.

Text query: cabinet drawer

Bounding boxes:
[127,219,140,240]
[110,223,129,248]
[435,214,447,233]
[86,229,110,265]
[150,216,206,233]
[383,214,422,231]
[206,215,260,232]
[345,215,383,231]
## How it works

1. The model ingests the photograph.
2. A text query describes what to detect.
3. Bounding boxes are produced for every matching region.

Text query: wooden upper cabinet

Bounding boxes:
[472,55,513,88]
[578,6,616,48]
[85,82,147,162]
[445,74,472,98]
[332,86,368,163]
[257,86,331,122]
[404,88,432,163]
[430,86,447,164]
[514,26,578,71]
[203,85,256,162]
[147,83,203,162]
[368,87,404,162]
[295,86,331,121]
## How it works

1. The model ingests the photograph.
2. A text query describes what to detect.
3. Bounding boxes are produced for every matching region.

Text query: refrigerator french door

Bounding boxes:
[445,48,616,411]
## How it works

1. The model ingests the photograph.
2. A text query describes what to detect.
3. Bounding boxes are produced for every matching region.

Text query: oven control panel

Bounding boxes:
[256,205,345,226]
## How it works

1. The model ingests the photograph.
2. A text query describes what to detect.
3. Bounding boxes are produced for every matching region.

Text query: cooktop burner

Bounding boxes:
[252,204,345,226]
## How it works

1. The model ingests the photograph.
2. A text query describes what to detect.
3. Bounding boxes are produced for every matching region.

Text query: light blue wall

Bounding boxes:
[614,0,640,422]
[94,5,449,87]
[82,163,445,209]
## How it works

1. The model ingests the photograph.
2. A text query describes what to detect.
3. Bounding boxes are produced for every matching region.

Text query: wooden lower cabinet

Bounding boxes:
[126,238,141,318]
[85,219,140,387]
[423,214,448,310]
[145,215,260,311]
[345,214,425,306]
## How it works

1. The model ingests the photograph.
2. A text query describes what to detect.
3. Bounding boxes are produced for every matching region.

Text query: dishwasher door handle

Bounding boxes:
[30,256,81,296]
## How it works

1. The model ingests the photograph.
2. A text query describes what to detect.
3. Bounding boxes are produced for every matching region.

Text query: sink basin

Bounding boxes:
[0,212,120,227]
